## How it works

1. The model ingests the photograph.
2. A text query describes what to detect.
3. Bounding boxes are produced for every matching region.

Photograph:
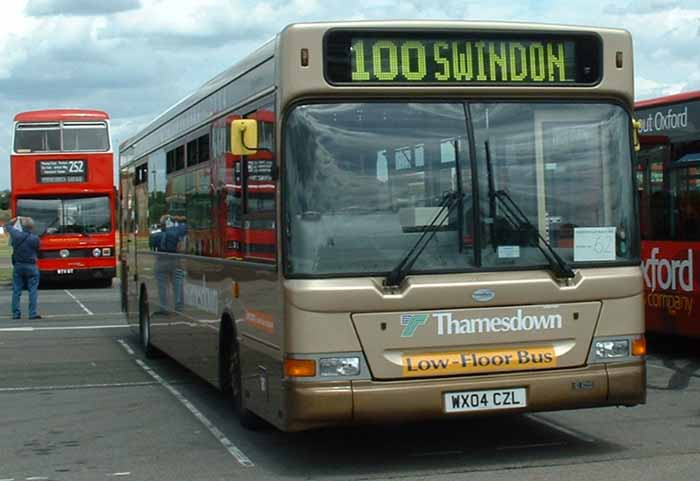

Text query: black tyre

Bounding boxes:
[139,289,157,358]
[220,320,264,429]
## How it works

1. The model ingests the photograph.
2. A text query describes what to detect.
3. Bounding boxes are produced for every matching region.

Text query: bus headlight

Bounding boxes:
[589,335,645,363]
[319,357,360,377]
[92,248,102,257]
[595,340,630,359]
[102,248,112,256]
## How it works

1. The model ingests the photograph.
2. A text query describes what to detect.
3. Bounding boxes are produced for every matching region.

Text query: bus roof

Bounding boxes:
[14,109,110,123]
[120,20,633,159]
[119,39,275,152]
[636,91,700,109]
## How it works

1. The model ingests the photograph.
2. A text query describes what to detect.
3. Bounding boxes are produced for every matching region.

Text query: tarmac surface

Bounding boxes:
[0,282,699,481]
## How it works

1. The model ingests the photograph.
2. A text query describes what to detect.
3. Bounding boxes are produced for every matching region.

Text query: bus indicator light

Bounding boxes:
[285,359,316,378]
[632,337,647,357]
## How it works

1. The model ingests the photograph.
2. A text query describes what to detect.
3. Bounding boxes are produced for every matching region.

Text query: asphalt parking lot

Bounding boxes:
[0,284,699,481]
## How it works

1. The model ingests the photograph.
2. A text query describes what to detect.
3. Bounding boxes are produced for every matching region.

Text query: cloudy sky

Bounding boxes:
[0,0,699,190]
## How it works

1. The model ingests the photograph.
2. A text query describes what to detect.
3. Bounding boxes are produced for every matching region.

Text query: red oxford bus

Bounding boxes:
[10,109,117,286]
[636,91,700,337]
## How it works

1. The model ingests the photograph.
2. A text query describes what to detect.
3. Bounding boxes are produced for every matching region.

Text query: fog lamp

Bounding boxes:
[319,357,360,377]
[594,339,630,360]
[102,248,112,256]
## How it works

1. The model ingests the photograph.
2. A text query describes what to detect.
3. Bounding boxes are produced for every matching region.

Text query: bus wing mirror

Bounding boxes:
[633,119,642,152]
[231,119,259,155]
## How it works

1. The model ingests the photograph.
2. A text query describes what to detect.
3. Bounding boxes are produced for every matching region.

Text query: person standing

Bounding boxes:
[6,216,41,320]
[152,214,188,313]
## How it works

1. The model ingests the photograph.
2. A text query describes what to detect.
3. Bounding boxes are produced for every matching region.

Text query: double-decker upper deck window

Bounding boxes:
[14,121,109,153]
[62,122,109,151]
[14,123,61,152]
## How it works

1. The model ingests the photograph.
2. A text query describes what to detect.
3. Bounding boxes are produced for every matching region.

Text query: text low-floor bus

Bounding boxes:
[636,91,700,337]
[120,21,646,431]
[11,109,116,286]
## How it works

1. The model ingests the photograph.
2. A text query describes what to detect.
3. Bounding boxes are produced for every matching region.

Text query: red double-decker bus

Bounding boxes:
[10,109,117,286]
[636,91,700,337]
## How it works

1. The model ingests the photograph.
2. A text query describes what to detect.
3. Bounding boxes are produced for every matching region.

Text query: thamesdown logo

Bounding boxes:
[436,309,562,335]
[400,314,429,338]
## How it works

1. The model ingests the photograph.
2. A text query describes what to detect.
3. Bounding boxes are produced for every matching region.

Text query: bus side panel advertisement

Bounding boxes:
[642,240,700,337]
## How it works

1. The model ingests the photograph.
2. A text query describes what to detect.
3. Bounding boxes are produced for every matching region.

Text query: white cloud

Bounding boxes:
[25,0,141,17]
[0,0,699,190]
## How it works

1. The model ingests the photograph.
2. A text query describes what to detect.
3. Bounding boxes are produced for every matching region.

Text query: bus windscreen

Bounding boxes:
[17,196,112,235]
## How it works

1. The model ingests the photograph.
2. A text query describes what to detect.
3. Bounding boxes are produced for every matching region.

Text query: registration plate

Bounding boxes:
[57,269,74,275]
[444,388,527,413]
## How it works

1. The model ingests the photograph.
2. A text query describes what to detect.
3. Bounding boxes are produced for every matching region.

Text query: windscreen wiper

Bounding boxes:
[384,191,464,288]
[492,189,575,279]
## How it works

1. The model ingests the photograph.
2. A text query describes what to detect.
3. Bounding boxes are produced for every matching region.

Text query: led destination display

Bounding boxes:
[326,31,601,85]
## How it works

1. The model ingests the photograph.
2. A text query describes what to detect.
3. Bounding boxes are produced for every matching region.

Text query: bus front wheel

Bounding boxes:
[220,318,264,430]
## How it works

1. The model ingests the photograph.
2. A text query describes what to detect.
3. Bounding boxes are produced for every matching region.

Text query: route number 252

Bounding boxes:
[68,160,85,173]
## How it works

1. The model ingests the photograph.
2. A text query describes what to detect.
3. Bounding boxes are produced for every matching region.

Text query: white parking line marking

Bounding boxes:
[109,473,131,477]
[26,477,49,481]
[117,339,135,356]
[134,358,255,468]
[410,449,463,457]
[0,478,15,481]
[528,414,596,443]
[0,313,123,320]
[497,441,566,450]
[0,381,158,393]
[0,325,128,332]
[64,289,94,315]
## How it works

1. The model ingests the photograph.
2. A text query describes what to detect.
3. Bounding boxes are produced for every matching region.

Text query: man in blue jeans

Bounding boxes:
[6,216,41,320]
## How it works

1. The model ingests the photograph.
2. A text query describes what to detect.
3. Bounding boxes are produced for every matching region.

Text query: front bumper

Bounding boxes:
[284,360,645,431]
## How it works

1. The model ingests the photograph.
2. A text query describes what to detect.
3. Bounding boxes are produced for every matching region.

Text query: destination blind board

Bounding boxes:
[325,31,601,85]
[37,159,88,183]
[637,100,700,143]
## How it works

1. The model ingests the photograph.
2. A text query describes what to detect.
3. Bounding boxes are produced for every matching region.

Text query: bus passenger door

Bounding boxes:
[119,165,138,324]
[637,136,671,241]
